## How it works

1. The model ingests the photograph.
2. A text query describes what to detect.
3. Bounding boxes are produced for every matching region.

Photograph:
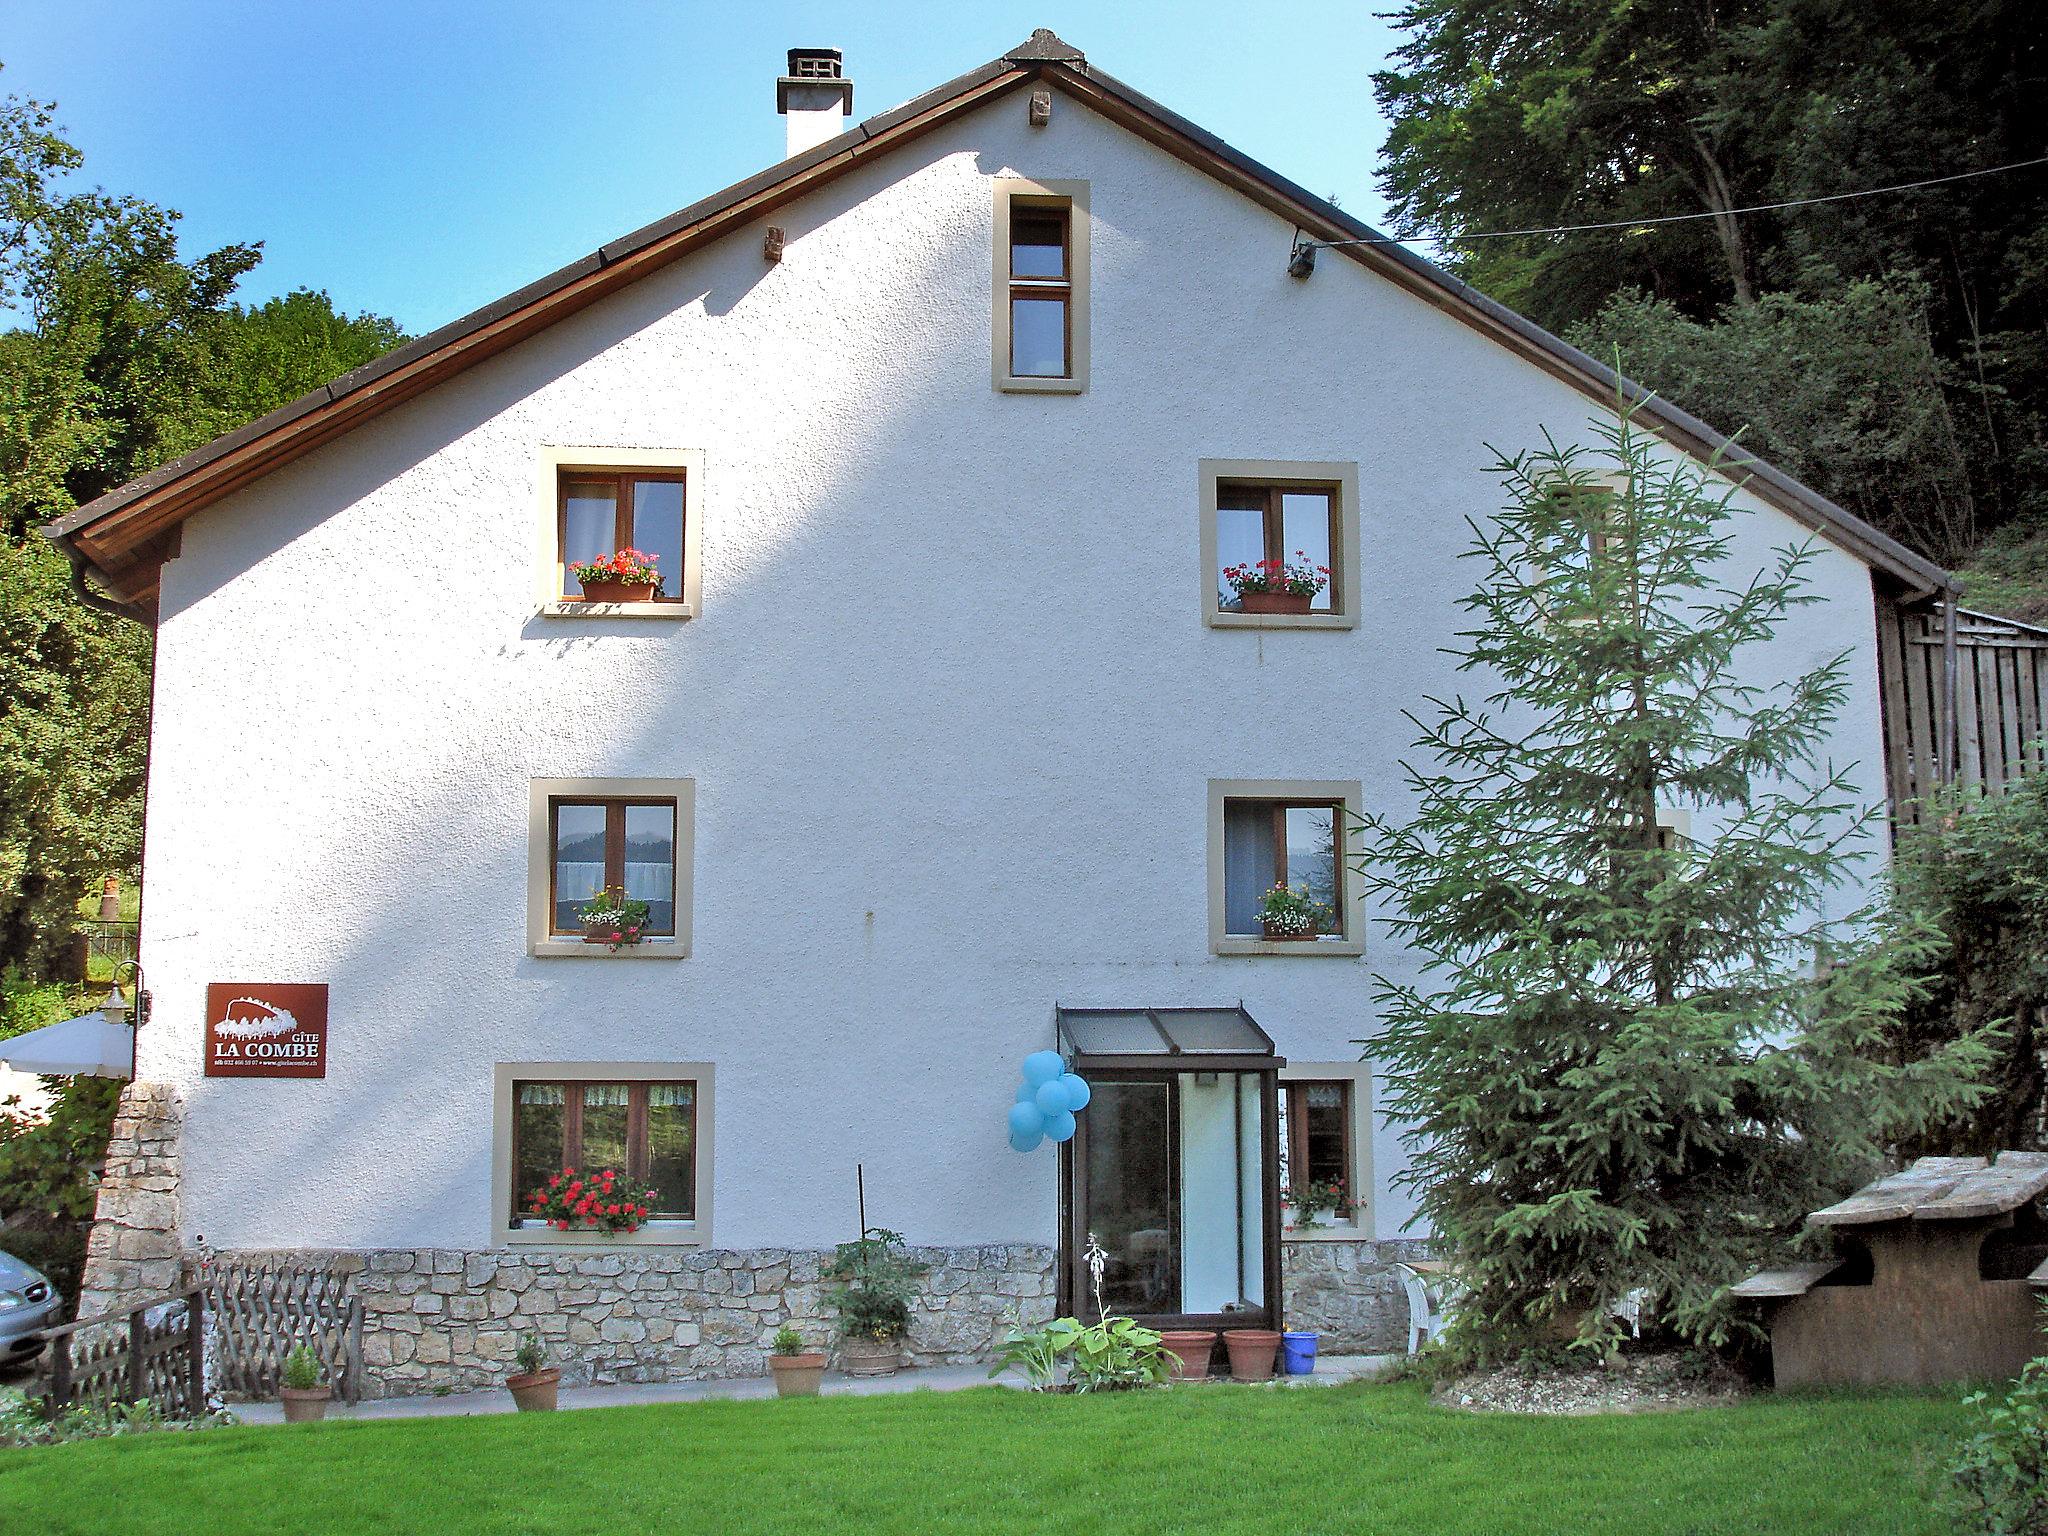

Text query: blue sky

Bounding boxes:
[6,1,1410,337]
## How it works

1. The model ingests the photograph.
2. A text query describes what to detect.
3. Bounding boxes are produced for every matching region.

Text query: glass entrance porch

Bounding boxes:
[1055,1007,1284,1330]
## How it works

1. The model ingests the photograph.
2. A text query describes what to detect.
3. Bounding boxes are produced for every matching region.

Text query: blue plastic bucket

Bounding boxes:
[1281,1330,1318,1375]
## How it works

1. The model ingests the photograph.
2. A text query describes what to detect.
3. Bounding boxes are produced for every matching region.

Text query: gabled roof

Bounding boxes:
[46,29,1953,620]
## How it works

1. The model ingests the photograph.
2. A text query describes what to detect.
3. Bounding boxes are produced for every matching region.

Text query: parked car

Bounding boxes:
[0,1250,61,1364]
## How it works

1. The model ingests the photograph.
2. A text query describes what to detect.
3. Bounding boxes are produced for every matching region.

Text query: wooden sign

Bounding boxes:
[204,983,329,1078]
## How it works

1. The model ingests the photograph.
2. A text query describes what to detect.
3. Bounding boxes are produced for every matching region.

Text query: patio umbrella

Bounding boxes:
[0,1009,134,1078]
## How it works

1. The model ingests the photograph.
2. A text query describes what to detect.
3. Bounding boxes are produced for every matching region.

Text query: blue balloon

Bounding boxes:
[1022,1050,1066,1086]
[1044,1109,1077,1143]
[1034,1080,1071,1116]
[1015,1081,1038,1104]
[1008,1126,1045,1153]
[1058,1073,1091,1112]
[1008,1100,1046,1139]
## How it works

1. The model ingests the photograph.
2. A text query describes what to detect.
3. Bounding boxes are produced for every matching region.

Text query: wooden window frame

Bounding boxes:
[1223,798,1348,939]
[1215,480,1342,615]
[527,777,695,958]
[533,446,704,620]
[546,796,679,938]
[1284,1079,1354,1194]
[510,1078,698,1223]
[1207,778,1365,956]
[1199,460,1361,630]
[493,1061,715,1248]
[1277,1062,1371,1239]
[1006,201,1072,380]
[993,178,1088,395]
[556,469,689,603]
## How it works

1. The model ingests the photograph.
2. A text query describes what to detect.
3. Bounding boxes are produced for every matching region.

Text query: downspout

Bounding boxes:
[53,536,154,629]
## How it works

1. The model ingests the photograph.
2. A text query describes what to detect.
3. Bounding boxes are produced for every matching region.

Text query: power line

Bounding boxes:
[1301,154,2048,252]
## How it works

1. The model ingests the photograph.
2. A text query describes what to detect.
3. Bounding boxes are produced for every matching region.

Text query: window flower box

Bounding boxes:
[572,548,664,604]
[1223,554,1329,616]
[522,1167,660,1234]
[1257,883,1333,942]
[577,887,651,950]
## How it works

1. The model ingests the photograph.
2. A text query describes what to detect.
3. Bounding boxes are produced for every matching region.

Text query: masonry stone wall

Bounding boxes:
[1280,1237,1432,1354]
[209,1243,1056,1399]
[75,1082,184,1319]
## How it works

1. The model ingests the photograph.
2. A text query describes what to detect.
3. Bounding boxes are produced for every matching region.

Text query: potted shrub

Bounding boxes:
[1222,554,1329,615]
[506,1333,561,1411]
[571,548,663,604]
[1283,1175,1353,1231]
[522,1166,660,1233]
[767,1325,827,1397]
[278,1344,331,1423]
[1224,1328,1283,1381]
[823,1226,927,1377]
[577,886,652,950]
[1258,883,1332,942]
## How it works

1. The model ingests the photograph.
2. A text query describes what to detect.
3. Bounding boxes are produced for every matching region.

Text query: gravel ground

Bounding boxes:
[1435,1351,1750,1415]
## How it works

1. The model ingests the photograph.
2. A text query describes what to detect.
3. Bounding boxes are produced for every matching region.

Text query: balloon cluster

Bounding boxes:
[1007,1050,1091,1152]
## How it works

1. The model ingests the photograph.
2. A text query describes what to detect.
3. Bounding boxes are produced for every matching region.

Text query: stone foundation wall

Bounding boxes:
[210,1243,1056,1399]
[76,1083,184,1319]
[1280,1237,1432,1353]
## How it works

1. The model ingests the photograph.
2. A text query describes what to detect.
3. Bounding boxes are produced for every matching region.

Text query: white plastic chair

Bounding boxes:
[1393,1263,1452,1354]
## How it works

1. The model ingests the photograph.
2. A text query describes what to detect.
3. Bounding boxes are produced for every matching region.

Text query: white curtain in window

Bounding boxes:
[1222,802,1276,935]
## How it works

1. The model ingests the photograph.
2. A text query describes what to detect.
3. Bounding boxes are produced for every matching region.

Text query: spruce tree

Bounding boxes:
[1362,398,1996,1356]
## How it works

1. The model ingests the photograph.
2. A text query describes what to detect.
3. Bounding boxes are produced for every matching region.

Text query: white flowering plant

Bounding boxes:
[1257,883,1332,936]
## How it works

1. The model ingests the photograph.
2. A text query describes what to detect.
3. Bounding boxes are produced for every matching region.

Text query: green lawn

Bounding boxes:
[0,1381,1970,1535]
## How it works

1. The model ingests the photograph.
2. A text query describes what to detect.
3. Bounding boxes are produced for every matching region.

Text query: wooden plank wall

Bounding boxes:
[1881,598,2048,822]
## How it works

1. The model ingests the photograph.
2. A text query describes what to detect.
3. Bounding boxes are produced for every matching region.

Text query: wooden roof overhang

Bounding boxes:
[45,29,1955,625]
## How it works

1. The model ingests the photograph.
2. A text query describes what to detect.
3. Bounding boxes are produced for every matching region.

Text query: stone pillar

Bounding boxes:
[75,1082,184,1318]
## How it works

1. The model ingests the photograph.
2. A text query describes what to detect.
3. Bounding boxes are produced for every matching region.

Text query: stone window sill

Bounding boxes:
[529,938,689,959]
[1207,610,1359,632]
[1215,936,1364,958]
[996,375,1085,395]
[504,1219,703,1249]
[539,600,694,620]
[1282,1221,1368,1244]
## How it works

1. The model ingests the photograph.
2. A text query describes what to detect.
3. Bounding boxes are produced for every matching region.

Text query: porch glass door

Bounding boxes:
[1073,1072,1270,1322]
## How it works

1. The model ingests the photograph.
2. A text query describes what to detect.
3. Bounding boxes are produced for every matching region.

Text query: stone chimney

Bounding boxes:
[777,48,852,159]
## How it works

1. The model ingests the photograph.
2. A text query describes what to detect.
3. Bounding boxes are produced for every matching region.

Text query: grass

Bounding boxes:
[0,1381,1969,1535]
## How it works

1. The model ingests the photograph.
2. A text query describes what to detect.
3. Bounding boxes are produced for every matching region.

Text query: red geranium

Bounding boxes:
[523,1165,661,1235]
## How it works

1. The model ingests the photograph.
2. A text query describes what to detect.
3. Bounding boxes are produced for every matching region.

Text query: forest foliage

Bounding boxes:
[1374,0,2048,598]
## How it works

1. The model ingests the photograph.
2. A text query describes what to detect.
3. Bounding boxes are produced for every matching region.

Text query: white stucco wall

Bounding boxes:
[136,90,1888,1256]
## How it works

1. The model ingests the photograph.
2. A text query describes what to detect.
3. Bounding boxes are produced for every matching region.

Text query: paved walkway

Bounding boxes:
[234,1353,1402,1424]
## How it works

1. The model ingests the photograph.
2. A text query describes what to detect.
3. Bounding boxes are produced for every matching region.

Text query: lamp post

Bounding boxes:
[100,961,145,1082]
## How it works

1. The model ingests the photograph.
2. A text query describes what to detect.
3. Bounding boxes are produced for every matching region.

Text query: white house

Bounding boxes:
[50,33,1955,1395]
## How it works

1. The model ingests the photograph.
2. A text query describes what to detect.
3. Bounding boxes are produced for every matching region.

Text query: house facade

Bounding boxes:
[55,34,1953,1396]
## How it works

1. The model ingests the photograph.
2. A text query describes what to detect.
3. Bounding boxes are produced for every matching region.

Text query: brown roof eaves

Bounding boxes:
[46,33,1951,608]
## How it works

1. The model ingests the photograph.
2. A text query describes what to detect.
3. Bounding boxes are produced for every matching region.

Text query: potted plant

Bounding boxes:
[577,886,652,950]
[823,1226,927,1377]
[767,1325,827,1397]
[1283,1175,1353,1231]
[1224,1327,1283,1381]
[1258,883,1332,941]
[571,548,663,603]
[1222,553,1329,615]
[522,1166,660,1233]
[506,1333,561,1411]
[278,1343,331,1423]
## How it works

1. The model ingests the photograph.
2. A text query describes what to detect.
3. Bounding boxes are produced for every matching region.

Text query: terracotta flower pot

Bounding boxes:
[578,577,657,604]
[1260,920,1316,942]
[769,1351,828,1397]
[278,1385,332,1423]
[838,1336,902,1378]
[1224,1329,1282,1381]
[1156,1329,1218,1381]
[1238,589,1312,615]
[583,919,639,946]
[507,1366,561,1411]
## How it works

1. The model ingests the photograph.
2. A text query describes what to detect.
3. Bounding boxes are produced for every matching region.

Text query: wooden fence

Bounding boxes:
[44,1288,205,1419]
[203,1258,364,1402]
[1880,601,2048,822]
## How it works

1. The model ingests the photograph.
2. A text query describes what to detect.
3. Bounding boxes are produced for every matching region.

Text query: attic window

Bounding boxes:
[993,179,1089,394]
[535,447,704,619]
